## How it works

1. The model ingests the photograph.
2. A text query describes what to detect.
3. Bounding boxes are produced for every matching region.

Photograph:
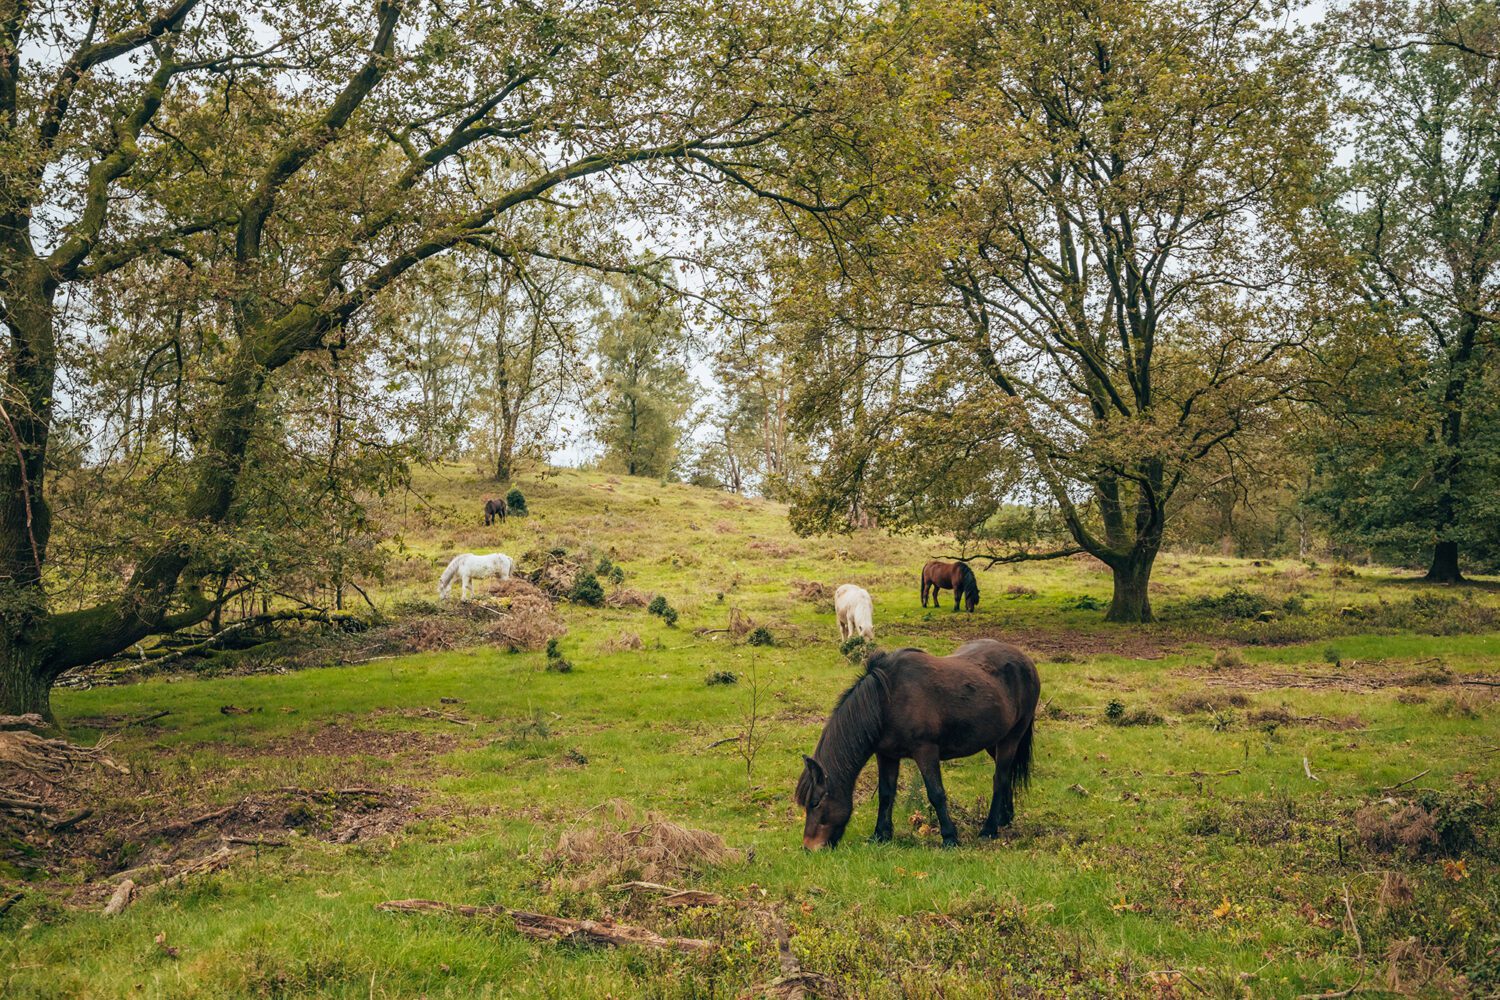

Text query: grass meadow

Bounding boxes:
[3,466,1498,998]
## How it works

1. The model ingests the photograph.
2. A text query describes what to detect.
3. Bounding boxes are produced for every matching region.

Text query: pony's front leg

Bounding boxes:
[913,746,959,847]
[461,573,471,600]
[870,753,899,843]
[920,579,929,608]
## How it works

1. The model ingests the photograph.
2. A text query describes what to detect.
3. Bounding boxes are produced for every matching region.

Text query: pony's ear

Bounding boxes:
[802,755,826,786]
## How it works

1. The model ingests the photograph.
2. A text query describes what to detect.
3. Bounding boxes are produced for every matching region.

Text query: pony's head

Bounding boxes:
[795,755,852,850]
[959,562,980,611]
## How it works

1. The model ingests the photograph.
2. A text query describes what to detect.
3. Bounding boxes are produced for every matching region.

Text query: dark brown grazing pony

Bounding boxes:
[483,498,507,526]
[795,639,1039,849]
[921,560,979,612]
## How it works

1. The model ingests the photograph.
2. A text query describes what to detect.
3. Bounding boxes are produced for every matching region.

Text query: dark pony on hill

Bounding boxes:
[795,639,1040,849]
[921,560,979,611]
[483,498,507,526]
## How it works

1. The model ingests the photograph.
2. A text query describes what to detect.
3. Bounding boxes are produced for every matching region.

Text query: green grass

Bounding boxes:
[4,466,1498,998]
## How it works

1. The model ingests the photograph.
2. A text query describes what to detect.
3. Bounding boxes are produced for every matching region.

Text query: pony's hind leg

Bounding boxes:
[980,729,1027,838]
[870,754,899,843]
[913,746,959,847]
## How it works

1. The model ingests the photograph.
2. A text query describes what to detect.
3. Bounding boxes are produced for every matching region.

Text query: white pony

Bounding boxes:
[438,552,514,600]
[834,584,875,641]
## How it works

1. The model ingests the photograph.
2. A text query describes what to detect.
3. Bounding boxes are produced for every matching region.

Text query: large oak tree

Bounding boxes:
[0,0,860,717]
[775,0,1330,620]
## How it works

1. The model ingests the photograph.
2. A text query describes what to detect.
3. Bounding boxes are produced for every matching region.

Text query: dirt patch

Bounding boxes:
[903,622,1186,660]
[1180,658,1500,694]
[543,801,742,892]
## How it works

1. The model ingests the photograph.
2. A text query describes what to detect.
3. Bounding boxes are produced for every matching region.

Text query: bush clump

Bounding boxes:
[568,572,605,607]
[544,638,573,673]
[746,626,774,646]
[1068,595,1105,611]
[648,595,669,616]
[1187,587,1273,620]
[705,670,739,686]
[840,634,870,663]
[1104,699,1125,722]
[506,488,528,516]
[662,607,679,627]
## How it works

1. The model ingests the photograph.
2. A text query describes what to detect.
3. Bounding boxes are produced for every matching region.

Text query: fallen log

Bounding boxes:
[103,879,136,917]
[0,713,47,731]
[376,898,712,954]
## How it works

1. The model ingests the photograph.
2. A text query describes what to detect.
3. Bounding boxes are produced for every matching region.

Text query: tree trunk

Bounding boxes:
[1425,540,1463,583]
[1105,555,1155,623]
[0,645,53,721]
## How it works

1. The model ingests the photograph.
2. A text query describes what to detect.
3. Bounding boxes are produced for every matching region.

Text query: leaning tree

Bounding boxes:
[0,0,862,717]
[774,0,1331,621]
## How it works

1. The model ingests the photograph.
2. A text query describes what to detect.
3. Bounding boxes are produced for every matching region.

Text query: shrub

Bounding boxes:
[544,638,573,673]
[1104,699,1124,722]
[568,572,605,607]
[662,607,679,627]
[648,595,669,616]
[746,626,774,646]
[840,635,869,663]
[1068,595,1105,611]
[1211,647,1245,669]
[506,488,528,516]
[596,555,615,576]
[608,565,625,585]
[1188,587,1272,620]
[705,670,739,686]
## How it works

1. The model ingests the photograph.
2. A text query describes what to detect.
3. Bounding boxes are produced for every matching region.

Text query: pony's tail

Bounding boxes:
[1012,718,1034,791]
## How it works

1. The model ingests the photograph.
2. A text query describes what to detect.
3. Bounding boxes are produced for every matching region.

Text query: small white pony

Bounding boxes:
[834,584,874,641]
[438,552,514,600]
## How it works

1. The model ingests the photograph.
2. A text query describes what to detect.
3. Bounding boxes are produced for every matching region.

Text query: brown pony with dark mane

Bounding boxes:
[795,639,1040,849]
[483,498,507,526]
[921,560,979,612]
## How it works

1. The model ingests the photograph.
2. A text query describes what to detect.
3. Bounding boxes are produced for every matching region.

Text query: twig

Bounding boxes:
[50,808,92,832]
[125,710,171,727]
[1342,881,1362,960]
[1303,757,1320,782]
[223,836,288,848]
[376,898,712,953]
[1379,769,1429,793]
[704,736,741,751]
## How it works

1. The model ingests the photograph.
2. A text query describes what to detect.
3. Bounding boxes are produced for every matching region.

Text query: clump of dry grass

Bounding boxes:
[599,632,643,652]
[790,580,833,602]
[1171,691,1250,714]
[387,616,465,652]
[544,801,742,892]
[1211,648,1246,670]
[1353,801,1439,854]
[605,588,652,609]
[480,594,565,652]
[488,577,550,602]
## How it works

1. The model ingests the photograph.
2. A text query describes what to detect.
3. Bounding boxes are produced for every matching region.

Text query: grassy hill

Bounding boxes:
[4,466,1498,998]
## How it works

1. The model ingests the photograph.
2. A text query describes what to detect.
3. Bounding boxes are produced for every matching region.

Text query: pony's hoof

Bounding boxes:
[978,827,999,841]
[941,836,959,849]
[868,831,892,844]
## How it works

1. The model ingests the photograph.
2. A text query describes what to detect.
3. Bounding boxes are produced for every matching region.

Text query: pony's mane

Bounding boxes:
[958,562,979,602]
[804,653,913,791]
